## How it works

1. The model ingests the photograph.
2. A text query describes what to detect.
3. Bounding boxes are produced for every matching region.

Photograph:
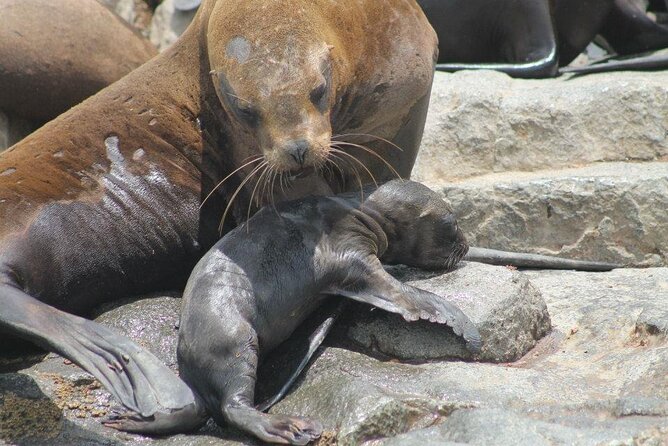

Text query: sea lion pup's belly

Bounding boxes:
[169,180,479,445]
[0,0,157,122]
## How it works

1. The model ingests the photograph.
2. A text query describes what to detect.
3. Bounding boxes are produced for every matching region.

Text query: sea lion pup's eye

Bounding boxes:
[310,82,328,111]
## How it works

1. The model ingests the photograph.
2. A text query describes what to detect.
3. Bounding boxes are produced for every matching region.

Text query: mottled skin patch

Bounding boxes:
[225,36,251,63]
[0,0,437,439]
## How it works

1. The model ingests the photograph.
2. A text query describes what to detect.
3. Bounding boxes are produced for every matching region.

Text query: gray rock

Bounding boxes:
[271,268,668,445]
[383,408,668,446]
[93,293,182,370]
[149,0,197,51]
[430,161,668,267]
[0,109,37,151]
[3,268,667,445]
[102,0,155,36]
[339,262,551,363]
[413,70,668,182]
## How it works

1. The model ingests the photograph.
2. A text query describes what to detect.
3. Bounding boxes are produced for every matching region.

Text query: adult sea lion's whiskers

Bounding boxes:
[245,164,271,232]
[329,145,379,188]
[219,161,267,233]
[269,168,280,217]
[331,141,402,180]
[201,156,264,210]
[328,151,364,202]
[325,158,347,190]
[332,133,404,153]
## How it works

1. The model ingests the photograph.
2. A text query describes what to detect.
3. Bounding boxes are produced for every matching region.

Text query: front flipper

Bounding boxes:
[325,259,482,353]
[0,285,197,421]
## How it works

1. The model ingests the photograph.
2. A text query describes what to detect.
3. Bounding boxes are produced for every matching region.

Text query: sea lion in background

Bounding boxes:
[418,0,668,78]
[0,0,156,122]
[0,0,436,430]
[107,180,481,444]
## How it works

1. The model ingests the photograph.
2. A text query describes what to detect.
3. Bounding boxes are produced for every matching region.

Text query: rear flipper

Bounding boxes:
[560,53,668,75]
[326,257,482,353]
[178,316,322,445]
[0,285,197,421]
[435,51,558,79]
[465,246,620,271]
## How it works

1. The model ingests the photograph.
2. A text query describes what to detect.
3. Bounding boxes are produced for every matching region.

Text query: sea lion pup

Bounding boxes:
[0,0,436,432]
[108,180,480,444]
[0,0,157,122]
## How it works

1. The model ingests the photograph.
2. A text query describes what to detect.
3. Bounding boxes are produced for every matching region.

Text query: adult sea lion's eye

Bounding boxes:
[310,83,328,111]
[235,105,260,127]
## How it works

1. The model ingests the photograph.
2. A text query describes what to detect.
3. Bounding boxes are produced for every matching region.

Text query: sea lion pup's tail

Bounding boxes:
[464,247,620,271]
[559,53,668,76]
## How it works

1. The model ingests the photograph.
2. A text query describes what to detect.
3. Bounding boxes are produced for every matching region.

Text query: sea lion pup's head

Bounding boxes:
[365,181,469,271]
[207,1,335,176]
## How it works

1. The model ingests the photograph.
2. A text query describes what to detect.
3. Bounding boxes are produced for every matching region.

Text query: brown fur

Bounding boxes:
[0,0,156,122]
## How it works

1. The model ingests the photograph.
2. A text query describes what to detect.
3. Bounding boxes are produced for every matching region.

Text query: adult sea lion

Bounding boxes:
[0,0,437,429]
[418,0,668,78]
[107,180,480,444]
[0,0,156,122]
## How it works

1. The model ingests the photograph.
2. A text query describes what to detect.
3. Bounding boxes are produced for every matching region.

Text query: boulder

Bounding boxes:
[271,268,668,445]
[336,262,551,363]
[414,70,668,182]
[430,161,668,267]
[150,0,198,51]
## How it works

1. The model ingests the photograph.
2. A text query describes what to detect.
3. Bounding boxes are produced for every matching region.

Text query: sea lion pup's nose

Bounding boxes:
[285,139,309,166]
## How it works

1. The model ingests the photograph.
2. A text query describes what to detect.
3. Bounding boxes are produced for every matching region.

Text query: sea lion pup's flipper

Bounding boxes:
[559,53,668,75]
[325,258,482,353]
[465,247,620,271]
[256,301,348,412]
[0,285,198,421]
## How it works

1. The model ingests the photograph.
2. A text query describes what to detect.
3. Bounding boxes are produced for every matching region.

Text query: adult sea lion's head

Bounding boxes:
[206,0,335,176]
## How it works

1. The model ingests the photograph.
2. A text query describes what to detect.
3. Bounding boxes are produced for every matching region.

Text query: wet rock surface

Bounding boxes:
[2,267,666,445]
[0,262,550,445]
[271,268,668,445]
